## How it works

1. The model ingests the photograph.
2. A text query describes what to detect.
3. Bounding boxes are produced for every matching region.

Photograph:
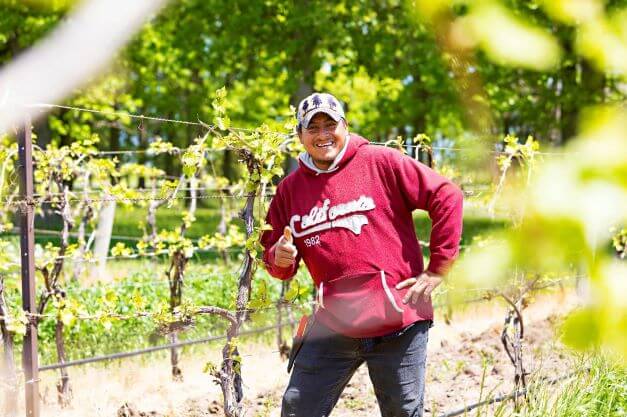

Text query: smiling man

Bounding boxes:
[296,93,349,172]
[261,92,464,417]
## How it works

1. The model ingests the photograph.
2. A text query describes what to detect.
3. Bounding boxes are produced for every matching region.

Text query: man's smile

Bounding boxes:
[315,140,335,148]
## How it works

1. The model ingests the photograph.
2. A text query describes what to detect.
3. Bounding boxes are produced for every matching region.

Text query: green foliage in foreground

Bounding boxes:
[492,355,627,417]
[424,354,627,417]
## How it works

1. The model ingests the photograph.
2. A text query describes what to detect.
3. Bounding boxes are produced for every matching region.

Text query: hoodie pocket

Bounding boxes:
[318,270,404,337]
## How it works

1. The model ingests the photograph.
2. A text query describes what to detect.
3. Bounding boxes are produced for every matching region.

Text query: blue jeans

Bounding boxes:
[282,319,431,417]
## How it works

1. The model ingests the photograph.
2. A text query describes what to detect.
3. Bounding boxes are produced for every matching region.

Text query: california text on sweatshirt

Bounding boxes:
[261,135,464,338]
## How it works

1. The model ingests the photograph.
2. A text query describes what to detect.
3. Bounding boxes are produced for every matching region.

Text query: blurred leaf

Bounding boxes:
[463,2,562,70]
[561,308,600,350]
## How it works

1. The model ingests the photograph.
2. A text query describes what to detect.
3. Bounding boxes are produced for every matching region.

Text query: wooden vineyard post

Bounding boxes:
[18,116,40,417]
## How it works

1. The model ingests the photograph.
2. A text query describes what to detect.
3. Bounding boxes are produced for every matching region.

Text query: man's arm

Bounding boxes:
[424,182,464,275]
[391,152,464,272]
[390,152,464,303]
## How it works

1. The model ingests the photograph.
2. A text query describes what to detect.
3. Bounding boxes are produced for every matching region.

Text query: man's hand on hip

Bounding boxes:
[273,226,298,268]
[395,272,443,305]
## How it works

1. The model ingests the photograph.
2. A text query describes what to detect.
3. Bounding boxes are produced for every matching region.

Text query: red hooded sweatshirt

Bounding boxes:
[261,135,463,338]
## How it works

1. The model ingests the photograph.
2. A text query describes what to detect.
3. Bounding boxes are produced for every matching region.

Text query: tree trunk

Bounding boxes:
[223,151,235,182]
[218,202,230,263]
[562,59,604,143]
[429,11,494,135]
[33,116,52,149]
[287,17,317,174]
[92,192,116,279]
[73,172,92,281]
[138,123,147,189]
[73,212,87,281]
[146,177,165,241]
[108,125,120,154]
[551,77,563,145]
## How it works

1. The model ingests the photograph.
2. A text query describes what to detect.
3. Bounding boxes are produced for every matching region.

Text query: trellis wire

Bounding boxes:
[5,189,488,211]
[4,191,276,210]
[368,142,572,156]
[38,320,299,372]
[59,268,250,290]
[0,244,242,267]
[93,147,234,156]
[29,186,240,198]
[16,228,246,249]
[15,228,142,242]
[29,103,295,137]
[50,247,226,264]
[30,103,203,127]
[5,229,246,270]
[46,241,246,264]
[432,275,579,309]
[84,142,573,157]
[0,296,314,326]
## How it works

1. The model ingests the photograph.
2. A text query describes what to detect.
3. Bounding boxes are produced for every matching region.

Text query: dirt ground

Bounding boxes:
[6,287,580,417]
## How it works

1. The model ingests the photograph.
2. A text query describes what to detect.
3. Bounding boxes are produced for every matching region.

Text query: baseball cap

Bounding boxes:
[296,92,346,129]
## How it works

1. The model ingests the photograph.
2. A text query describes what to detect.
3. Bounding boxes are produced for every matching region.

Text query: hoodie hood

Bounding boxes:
[298,134,369,175]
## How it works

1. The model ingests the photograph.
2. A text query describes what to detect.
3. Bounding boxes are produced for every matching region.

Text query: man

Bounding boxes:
[261,92,463,417]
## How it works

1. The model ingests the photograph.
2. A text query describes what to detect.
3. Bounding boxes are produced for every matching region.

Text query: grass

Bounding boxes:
[34,201,227,239]
[412,210,507,251]
[471,355,627,417]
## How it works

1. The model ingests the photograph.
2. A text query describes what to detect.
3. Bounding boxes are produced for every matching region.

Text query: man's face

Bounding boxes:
[298,112,348,170]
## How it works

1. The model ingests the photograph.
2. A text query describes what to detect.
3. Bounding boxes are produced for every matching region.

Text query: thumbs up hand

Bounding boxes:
[283,226,293,244]
[273,226,298,268]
